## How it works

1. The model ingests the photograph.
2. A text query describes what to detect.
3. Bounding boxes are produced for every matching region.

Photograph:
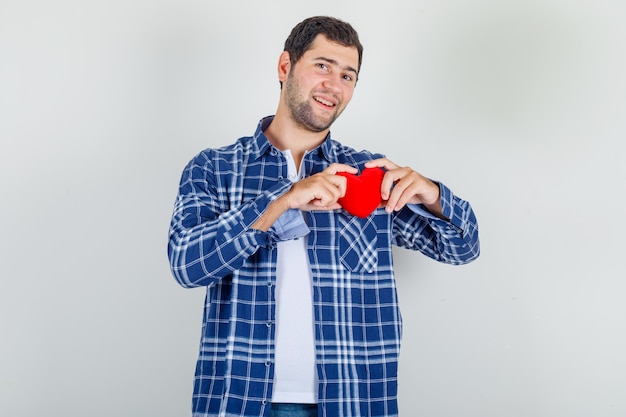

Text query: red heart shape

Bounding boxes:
[336,167,385,218]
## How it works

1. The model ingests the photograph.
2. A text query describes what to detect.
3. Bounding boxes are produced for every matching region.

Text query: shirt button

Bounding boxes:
[288,174,297,181]
[265,360,272,366]
[266,321,273,327]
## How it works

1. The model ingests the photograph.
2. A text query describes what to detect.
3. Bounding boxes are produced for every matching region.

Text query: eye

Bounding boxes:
[317,63,329,72]
[343,74,353,82]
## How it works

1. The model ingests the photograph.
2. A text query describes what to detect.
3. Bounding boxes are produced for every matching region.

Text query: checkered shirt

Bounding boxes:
[168,116,480,417]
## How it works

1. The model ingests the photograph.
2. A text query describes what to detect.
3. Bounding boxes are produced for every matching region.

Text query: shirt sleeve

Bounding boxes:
[393,181,480,265]
[271,208,310,241]
[167,153,292,288]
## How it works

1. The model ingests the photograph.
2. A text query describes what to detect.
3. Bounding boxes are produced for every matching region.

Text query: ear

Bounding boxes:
[277,51,291,84]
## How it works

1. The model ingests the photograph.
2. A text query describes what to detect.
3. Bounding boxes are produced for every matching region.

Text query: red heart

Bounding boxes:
[336,167,385,218]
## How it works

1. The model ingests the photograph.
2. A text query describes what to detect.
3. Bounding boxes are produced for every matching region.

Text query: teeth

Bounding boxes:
[314,96,334,107]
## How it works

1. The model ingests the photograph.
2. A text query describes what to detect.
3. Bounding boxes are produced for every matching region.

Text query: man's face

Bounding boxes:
[283,35,359,133]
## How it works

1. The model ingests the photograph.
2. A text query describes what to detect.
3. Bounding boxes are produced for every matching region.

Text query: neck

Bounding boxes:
[264,108,328,168]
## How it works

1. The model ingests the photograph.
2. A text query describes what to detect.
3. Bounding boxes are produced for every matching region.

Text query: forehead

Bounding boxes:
[301,35,359,71]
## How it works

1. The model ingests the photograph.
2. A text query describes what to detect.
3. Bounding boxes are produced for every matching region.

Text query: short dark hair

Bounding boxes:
[283,16,363,75]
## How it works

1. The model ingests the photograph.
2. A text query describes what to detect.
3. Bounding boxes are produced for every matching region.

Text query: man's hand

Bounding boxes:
[252,163,357,231]
[284,163,357,211]
[365,158,446,218]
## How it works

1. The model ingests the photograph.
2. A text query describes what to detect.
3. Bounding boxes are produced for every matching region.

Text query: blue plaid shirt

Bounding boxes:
[168,116,480,417]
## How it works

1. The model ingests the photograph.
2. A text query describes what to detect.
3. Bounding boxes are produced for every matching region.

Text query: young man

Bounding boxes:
[168,16,480,417]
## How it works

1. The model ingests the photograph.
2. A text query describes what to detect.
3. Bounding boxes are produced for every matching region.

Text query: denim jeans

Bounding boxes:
[270,403,318,417]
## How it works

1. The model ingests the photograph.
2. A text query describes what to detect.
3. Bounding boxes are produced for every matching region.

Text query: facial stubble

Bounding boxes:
[284,72,343,133]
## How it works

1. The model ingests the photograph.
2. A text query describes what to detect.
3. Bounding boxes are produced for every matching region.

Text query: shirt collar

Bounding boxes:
[251,116,274,159]
[251,115,336,163]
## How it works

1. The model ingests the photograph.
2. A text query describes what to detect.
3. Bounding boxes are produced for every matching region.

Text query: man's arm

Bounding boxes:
[366,158,480,264]
[168,159,356,289]
[365,158,445,218]
[252,163,357,231]
[167,154,292,289]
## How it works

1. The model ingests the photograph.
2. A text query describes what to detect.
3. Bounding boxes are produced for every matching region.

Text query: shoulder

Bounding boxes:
[187,136,256,167]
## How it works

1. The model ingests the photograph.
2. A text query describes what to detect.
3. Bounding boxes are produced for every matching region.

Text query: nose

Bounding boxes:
[322,73,342,92]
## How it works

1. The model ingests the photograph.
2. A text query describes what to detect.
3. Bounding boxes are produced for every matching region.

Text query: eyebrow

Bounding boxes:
[315,56,358,76]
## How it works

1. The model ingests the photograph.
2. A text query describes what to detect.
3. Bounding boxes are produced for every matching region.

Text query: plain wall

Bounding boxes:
[1,0,625,416]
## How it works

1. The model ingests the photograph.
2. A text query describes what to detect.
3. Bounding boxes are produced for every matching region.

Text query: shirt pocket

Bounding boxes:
[338,215,378,273]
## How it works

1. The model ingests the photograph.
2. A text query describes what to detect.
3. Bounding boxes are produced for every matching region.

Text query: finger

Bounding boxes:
[389,182,417,212]
[324,163,358,175]
[380,168,407,201]
[382,168,415,210]
[310,172,349,197]
[310,201,342,211]
[325,174,348,197]
[315,179,345,206]
[287,177,338,209]
[365,158,399,171]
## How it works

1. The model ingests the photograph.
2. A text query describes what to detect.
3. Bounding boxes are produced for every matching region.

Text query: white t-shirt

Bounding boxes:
[271,150,317,404]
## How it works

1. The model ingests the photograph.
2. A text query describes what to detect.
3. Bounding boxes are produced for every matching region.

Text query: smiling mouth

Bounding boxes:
[314,96,336,108]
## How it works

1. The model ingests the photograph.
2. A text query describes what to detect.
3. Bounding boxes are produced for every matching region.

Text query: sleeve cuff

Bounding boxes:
[272,209,310,241]
[405,182,465,231]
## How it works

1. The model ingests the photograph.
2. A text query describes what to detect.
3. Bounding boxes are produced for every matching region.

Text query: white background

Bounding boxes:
[1,1,625,416]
